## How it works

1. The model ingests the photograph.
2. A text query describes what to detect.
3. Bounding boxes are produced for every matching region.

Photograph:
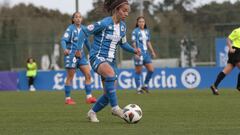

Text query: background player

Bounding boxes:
[83,0,141,122]
[132,16,156,94]
[61,12,96,104]
[26,57,37,91]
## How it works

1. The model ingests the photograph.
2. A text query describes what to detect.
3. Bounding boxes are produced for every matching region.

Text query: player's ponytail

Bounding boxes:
[71,12,77,24]
[104,0,129,14]
[135,16,147,29]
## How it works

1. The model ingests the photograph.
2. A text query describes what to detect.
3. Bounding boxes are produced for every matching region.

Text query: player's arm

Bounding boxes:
[61,26,72,55]
[131,30,137,49]
[131,30,141,59]
[147,41,156,58]
[27,63,35,70]
[227,38,234,53]
[146,30,156,58]
[227,29,237,53]
[84,38,91,52]
[75,32,89,58]
[120,36,141,56]
[82,20,107,36]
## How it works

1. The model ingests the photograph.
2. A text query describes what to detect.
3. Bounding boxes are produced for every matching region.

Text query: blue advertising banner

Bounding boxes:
[18,67,239,91]
[216,38,228,67]
[0,71,18,91]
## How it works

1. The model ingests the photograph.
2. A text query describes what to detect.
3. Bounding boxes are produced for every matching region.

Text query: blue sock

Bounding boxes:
[85,84,92,96]
[144,71,153,86]
[105,77,118,107]
[65,85,72,98]
[134,72,141,89]
[92,94,109,112]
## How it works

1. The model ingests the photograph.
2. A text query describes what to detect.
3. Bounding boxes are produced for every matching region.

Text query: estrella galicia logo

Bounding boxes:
[181,69,201,89]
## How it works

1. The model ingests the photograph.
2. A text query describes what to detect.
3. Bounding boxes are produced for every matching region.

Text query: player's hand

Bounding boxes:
[134,48,141,56]
[151,51,157,58]
[75,50,82,58]
[63,49,70,56]
[229,48,236,53]
[134,54,140,60]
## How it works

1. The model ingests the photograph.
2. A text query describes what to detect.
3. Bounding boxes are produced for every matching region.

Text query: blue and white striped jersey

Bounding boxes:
[83,17,129,62]
[132,27,151,53]
[61,24,90,54]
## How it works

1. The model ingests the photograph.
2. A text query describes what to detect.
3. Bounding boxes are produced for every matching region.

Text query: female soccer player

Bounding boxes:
[61,12,96,104]
[83,0,141,122]
[132,16,156,94]
[211,27,240,95]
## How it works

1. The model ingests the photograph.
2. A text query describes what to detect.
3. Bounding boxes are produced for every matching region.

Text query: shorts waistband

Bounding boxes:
[232,46,240,50]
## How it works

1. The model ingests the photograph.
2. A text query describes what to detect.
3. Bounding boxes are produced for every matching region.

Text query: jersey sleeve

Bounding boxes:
[228,29,239,41]
[147,29,151,42]
[131,29,137,42]
[76,32,88,51]
[84,38,91,51]
[61,26,72,50]
[120,35,135,54]
[83,20,107,36]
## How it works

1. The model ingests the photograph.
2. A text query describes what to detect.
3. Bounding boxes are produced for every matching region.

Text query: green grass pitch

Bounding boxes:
[1,90,240,135]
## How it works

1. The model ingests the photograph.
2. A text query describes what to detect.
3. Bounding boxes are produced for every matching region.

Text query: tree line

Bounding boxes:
[0,0,240,70]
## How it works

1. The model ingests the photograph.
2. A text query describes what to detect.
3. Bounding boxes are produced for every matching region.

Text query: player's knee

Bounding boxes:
[65,78,72,85]
[149,68,154,73]
[85,73,91,81]
[135,69,142,74]
[105,76,117,82]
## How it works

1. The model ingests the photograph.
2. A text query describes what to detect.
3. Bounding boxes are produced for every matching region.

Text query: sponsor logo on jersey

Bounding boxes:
[106,34,121,41]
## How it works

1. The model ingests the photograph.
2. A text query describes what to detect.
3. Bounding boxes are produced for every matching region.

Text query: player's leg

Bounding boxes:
[88,62,123,122]
[64,54,77,104]
[142,63,154,93]
[235,60,240,91]
[65,68,76,104]
[135,65,143,94]
[28,77,35,91]
[210,64,234,95]
[141,54,154,93]
[28,77,32,88]
[211,50,237,95]
[236,72,240,91]
[79,65,96,104]
[134,56,144,94]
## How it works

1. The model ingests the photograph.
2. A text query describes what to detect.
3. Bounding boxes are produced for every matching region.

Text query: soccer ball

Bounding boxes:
[123,104,142,124]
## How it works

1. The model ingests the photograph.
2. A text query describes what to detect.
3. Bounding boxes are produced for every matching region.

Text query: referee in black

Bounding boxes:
[211,27,240,95]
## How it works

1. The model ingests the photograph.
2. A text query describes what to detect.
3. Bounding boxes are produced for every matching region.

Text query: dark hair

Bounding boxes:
[135,16,147,29]
[104,0,129,14]
[27,57,35,63]
[71,12,81,24]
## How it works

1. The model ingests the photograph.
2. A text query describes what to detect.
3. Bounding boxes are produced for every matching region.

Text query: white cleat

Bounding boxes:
[30,85,36,92]
[87,110,99,123]
[112,108,124,119]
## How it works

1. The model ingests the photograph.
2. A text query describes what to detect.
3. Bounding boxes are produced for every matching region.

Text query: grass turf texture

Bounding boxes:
[1,90,240,135]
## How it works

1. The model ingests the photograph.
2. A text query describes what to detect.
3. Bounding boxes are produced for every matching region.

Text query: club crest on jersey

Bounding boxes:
[64,33,69,38]
[121,26,125,32]
[108,25,113,30]
[87,24,94,31]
